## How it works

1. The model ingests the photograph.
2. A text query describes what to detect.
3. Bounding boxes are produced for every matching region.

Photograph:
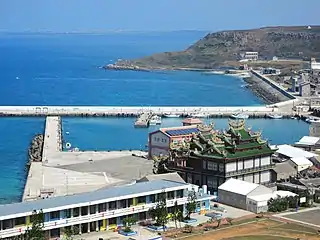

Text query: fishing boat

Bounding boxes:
[164,114,180,118]
[305,117,320,123]
[230,112,249,119]
[149,115,162,125]
[191,112,209,118]
[267,113,283,119]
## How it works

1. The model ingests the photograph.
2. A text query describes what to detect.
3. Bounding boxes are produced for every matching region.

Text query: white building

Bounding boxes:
[294,136,320,151]
[244,52,259,61]
[272,144,317,172]
[311,58,320,70]
[148,126,200,158]
[218,178,296,213]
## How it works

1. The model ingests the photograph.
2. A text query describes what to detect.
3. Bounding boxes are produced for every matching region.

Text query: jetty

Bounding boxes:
[22,116,153,201]
[134,111,153,127]
[0,102,304,118]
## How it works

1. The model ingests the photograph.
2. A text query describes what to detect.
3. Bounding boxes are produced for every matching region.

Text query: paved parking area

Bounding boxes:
[283,208,320,227]
[210,202,253,219]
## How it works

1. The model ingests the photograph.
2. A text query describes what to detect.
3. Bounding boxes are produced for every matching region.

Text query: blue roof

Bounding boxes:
[0,180,188,218]
[166,128,199,136]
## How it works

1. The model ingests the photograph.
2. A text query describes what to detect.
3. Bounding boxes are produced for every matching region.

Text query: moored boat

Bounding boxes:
[149,115,162,125]
[267,114,283,119]
[305,117,320,123]
[230,112,249,119]
[164,114,180,118]
[190,112,209,118]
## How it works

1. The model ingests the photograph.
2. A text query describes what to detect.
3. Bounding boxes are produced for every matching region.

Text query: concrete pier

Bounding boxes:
[23,116,153,201]
[0,104,299,117]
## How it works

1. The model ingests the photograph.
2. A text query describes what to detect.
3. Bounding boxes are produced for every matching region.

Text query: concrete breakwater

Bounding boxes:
[26,134,44,169]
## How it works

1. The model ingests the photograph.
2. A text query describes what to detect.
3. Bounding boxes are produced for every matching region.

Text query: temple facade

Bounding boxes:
[165,120,276,194]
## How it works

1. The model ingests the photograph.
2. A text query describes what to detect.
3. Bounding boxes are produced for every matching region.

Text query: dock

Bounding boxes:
[134,112,153,128]
[23,116,153,201]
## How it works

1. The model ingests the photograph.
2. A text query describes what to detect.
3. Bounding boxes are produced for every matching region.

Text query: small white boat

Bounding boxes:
[191,112,209,118]
[268,114,283,119]
[306,117,320,123]
[230,112,249,119]
[164,114,180,118]
[149,115,162,125]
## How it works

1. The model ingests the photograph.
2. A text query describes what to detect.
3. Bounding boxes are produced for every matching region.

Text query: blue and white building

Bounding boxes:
[0,179,213,239]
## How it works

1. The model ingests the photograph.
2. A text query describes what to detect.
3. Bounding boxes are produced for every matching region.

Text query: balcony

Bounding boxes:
[225,164,275,177]
[0,197,188,239]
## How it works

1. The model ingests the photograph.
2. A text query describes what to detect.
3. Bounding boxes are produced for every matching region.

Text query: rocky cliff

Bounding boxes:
[107,26,320,70]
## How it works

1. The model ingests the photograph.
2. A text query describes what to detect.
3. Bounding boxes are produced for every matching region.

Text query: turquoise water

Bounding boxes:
[62,117,309,151]
[0,32,309,203]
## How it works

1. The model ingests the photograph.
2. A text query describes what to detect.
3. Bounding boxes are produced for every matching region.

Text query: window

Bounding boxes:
[219,163,225,172]
[127,198,133,206]
[149,194,156,203]
[119,199,127,209]
[73,208,80,217]
[176,190,184,198]
[137,196,146,204]
[89,205,96,214]
[108,201,117,210]
[81,207,88,216]
[167,191,175,200]
[50,211,60,220]
[202,160,207,169]
[64,209,72,218]
[202,201,206,207]
[98,203,106,213]
[207,177,218,189]
[208,161,218,171]
[15,217,26,226]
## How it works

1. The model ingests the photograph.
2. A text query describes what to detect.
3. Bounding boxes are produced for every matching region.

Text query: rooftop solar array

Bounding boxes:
[165,128,199,136]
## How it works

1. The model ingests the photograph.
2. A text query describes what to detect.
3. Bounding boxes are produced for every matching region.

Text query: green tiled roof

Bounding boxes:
[178,120,275,160]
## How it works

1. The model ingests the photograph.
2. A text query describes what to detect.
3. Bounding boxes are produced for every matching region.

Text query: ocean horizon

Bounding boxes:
[0,31,309,204]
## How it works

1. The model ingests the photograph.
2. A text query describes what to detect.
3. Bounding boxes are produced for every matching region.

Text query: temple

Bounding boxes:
[164,120,276,194]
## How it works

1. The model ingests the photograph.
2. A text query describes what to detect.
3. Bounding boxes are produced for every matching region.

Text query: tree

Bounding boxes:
[63,227,75,240]
[122,217,137,233]
[171,201,182,229]
[23,209,45,240]
[185,190,197,220]
[152,156,169,174]
[148,191,168,231]
[267,196,289,212]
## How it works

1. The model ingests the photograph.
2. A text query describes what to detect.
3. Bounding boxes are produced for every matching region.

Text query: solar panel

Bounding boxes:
[166,128,199,136]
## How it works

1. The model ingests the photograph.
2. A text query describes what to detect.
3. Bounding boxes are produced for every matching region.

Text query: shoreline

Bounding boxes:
[104,63,289,105]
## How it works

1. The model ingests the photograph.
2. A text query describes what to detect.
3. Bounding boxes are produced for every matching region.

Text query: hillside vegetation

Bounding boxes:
[113,26,320,69]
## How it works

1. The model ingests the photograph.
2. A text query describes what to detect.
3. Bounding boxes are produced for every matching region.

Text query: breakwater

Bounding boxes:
[26,134,44,169]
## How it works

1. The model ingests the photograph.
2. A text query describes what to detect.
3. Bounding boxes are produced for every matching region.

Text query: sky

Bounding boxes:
[0,0,319,32]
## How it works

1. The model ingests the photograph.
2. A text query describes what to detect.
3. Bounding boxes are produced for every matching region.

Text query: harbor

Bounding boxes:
[23,116,153,201]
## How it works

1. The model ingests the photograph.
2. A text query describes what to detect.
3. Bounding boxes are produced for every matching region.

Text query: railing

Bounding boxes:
[0,197,187,238]
[225,164,275,177]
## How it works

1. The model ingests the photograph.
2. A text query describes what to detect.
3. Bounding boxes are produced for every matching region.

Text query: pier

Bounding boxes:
[23,116,153,201]
[0,104,303,118]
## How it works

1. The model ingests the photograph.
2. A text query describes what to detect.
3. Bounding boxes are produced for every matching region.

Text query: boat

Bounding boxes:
[305,117,320,123]
[230,112,249,119]
[164,114,180,118]
[267,114,283,119]
[190,112,209,118]
[149,115,162,125]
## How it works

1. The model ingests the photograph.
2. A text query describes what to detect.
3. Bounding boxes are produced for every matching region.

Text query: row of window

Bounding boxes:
[203,160,225,172]
[153,137,167,143]
[0,190,185,230]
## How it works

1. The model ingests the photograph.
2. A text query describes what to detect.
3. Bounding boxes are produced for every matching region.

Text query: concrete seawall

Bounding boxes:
[251,70,296,100]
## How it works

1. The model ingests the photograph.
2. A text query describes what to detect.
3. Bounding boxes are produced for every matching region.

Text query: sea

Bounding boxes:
[0,31,309,204]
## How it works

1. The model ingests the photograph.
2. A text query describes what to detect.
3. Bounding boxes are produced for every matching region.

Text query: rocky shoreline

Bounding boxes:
[26,134,44,170]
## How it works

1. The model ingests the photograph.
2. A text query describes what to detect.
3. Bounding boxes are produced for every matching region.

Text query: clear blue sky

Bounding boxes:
[0,0,319,32]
